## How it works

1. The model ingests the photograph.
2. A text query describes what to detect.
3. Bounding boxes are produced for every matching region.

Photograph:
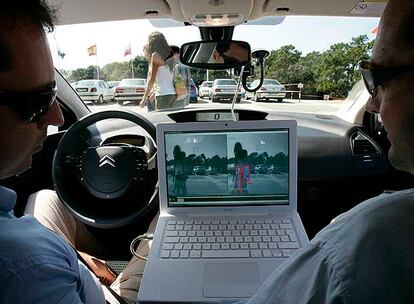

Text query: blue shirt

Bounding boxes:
[0,186,105,303]
[237,188,414,304]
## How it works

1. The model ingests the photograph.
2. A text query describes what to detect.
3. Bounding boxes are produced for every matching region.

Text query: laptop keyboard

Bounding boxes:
[160,218,300,259]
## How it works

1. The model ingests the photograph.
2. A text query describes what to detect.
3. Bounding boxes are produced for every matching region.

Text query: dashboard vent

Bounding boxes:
[352,132,378,155]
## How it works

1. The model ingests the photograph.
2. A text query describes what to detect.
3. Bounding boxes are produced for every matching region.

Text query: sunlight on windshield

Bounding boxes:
[48,16,379,114]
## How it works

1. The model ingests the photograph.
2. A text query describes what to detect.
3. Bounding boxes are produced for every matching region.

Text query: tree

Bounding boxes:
[101,62,131,81]
[315,35,373,97]
[189,68,207,86]
[265,45,302,84]
[68,65,96,82]
[132,56,149,78]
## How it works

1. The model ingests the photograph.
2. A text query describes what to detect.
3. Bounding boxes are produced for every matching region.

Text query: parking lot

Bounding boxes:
[87,97,344,115]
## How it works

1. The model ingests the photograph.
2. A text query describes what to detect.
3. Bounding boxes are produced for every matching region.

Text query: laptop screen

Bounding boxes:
[164,128,289,207]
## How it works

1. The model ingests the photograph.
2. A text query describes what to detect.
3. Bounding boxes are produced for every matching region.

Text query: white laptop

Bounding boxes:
[138,120,309,303]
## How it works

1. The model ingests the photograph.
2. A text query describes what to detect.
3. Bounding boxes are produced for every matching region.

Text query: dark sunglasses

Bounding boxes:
[220,52,243,65]
[0,82,57,122]
[359,60,414,97]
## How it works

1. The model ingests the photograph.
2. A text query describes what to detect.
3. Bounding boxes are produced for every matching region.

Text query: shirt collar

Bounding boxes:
[0,186,17,212]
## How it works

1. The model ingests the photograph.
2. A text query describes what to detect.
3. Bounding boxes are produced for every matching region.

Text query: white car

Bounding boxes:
[115,78,147,105]
[246,79,286,102]
[210,79,241,103]
[198,81,213,99]
[74,79,113,104]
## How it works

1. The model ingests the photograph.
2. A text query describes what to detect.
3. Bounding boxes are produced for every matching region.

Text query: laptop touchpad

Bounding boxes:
[203,263,260,298]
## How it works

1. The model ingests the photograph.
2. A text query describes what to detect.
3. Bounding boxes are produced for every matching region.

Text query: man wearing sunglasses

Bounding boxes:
[212,41,249,64]
[0,2,106,303]
[237,0,414,303]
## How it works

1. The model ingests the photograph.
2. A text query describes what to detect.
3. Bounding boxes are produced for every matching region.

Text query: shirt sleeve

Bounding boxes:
[0,260,105,304]
[236,243,349,304]
[77,261,106,304]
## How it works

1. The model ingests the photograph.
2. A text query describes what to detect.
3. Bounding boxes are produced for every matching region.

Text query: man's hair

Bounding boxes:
[0,1,57,72]
[215,42,231,54]
[170,45,180,55]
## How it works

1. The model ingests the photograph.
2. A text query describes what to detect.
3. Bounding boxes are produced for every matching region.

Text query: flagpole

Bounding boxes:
[130,55,134,78]
[96,46,100,80]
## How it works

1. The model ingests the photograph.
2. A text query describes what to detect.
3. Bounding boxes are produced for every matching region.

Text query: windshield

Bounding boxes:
[216,80,237,86]
[202,82,213,87]
[120,79,146,86]
[263,80,281,86]
[76,80,96,87]
[49,16,378,114]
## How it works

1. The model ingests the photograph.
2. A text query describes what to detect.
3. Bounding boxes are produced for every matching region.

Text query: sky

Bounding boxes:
[47,16,379,71]
[165,131,288,161]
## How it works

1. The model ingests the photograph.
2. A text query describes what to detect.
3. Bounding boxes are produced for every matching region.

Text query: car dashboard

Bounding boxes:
[91,106,388,236]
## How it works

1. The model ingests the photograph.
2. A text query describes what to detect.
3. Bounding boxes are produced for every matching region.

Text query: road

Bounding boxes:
[87,97,344,115]
[167,173,288,196]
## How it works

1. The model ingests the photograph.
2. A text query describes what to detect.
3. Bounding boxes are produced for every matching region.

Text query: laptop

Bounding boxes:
[138,120,309,303]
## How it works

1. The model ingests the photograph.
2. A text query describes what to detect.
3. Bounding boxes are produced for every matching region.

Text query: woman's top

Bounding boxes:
[155,65,175,96]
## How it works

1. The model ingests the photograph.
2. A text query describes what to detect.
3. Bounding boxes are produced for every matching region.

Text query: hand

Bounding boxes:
[139,98,146,108]
[79,251,116,285]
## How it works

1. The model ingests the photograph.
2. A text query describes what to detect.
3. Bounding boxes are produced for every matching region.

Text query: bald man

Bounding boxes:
[238,1,414,303]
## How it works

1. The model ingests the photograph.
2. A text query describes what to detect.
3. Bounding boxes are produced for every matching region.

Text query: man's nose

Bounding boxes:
[365,96,380,114]
[38,100,64,128]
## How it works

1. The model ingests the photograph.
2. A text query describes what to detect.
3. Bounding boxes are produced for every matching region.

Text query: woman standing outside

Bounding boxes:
[139,32,177,110]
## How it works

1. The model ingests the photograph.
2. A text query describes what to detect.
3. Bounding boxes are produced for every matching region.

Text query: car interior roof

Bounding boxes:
[48,0,382,26]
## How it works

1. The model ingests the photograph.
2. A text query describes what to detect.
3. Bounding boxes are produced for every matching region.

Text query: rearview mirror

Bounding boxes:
[180,40,251,70]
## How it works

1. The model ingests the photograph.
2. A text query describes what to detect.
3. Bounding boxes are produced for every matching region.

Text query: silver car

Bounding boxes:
[74,79,113,104]
[246,79,286,102]
[210,79,241,103]
[115,78,147,105]
[198,81,213,99]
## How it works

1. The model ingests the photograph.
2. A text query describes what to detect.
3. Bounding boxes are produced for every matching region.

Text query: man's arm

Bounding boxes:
[237,243,347,304]
[79,251,116,285]
[1,261,105,304]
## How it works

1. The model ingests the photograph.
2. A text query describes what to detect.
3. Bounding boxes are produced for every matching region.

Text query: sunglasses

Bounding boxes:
[359,60,414,97]
[220,52,243,65]
[0,82,57,122]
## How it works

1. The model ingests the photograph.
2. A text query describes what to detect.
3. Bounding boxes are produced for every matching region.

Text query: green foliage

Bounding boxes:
[189,68,207,86]
[265,45,301,84]
[315,35,373,97]
[67,55,149,83]
[263,35,374,98]
[64,35,374,98]
[68,65,96,82]
[132,56,149,78]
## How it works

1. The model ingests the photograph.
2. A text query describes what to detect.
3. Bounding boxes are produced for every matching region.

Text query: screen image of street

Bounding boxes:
[164,130,289,206]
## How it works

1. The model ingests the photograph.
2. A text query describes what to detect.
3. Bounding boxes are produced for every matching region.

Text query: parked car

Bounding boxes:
[246,79,286,102]
[267,165,281,174]
[73,79,113,104]
[206,166,217,175]
[198,81,213,99]
[254,164,268,174]
[193,165,206,175]
[210,79,241,103]
[189,79,198,103]
[107,81,120,101]
[115,78,146,105]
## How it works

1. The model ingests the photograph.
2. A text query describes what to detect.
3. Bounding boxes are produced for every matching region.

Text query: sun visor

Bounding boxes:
[51,0,173,25]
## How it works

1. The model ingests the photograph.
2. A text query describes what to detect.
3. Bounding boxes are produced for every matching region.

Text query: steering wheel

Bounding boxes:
[53,110,158,229]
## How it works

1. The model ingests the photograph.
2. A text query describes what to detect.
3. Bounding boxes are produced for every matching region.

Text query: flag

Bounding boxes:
[87,44,97,56]
[124,44,132,57]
